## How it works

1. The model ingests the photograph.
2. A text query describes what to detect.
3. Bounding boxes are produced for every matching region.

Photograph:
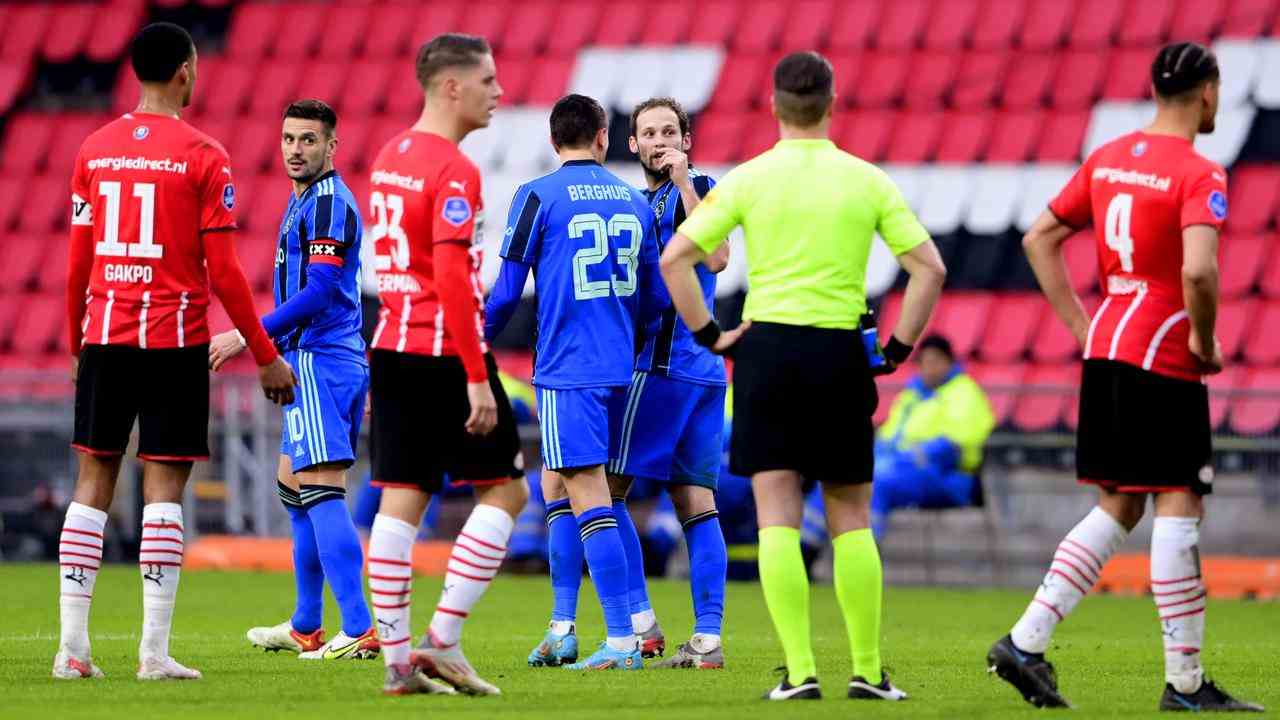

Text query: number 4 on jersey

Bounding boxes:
[1105,192,1135,273]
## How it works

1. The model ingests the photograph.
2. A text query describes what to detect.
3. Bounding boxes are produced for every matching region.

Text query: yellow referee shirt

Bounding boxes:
[677,138,928,329]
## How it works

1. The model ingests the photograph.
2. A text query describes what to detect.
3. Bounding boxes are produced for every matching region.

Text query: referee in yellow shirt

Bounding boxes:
[660,51,946,701]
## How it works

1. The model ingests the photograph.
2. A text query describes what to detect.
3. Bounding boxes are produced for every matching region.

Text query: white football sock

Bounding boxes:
[428,504,513,647]
[1011,506,1127,653]
[368,513,417,668]
[1151,516,1206,694]
[606,634,639,652]
[138,503,184,661]
[631,608,657,634]
[59,502,107,658]
[550,620,575,635]
[690,633,721,653]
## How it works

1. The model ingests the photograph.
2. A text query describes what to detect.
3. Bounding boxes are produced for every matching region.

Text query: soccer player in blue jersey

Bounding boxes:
[524,97,732,669]
[485,94,664,671]
[210,100,378,661]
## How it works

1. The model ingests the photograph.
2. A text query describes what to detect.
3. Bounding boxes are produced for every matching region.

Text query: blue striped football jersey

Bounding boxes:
[500,160,662,389]
[272,170,365,358]
[634,170,725,386]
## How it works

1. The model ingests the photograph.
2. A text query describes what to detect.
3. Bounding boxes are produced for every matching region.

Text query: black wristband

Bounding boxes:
[692,319,722,348]
[883,336,913,366]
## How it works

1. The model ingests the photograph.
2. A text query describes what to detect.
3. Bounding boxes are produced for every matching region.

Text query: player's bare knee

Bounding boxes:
[73,453,122,510]
[670,484,715,522]
[540,471,567,502]
[276,455,298,490]
[478,477,529,518]
[378,486,430,525]
[1153,490,1203,519]
[1098,491,1146,530]
[606,474,633,500]
[296,463,348,488]
[141,460,193,504]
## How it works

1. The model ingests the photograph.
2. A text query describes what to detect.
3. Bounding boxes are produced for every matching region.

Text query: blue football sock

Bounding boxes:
[612,497,651,614]
[683,510,728,636]
[546,499,582,623]
[279,482,324,634]
[577,506,632,639]
[301,485,371,637]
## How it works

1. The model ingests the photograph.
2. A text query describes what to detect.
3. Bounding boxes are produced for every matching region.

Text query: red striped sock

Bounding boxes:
[139,503,184,661]
[369,514,416,667]
[1011,506,1127,653]
[429,504,513,647]
[59,502,107,657]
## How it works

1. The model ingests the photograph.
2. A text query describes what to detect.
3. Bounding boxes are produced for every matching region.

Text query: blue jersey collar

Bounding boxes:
[295,169,339,200]
[561,159,601,167]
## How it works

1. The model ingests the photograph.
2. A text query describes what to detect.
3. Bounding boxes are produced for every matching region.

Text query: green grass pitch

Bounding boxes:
[1,564,1273,718]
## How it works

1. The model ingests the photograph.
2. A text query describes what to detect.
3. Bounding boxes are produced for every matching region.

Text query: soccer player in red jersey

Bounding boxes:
[55,23,295,681]
[988,43,1262,712]
[363,33,524,696]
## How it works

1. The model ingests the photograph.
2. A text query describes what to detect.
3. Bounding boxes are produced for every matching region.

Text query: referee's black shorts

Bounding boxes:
[1076,358,1213,495]
[730,322,878,485]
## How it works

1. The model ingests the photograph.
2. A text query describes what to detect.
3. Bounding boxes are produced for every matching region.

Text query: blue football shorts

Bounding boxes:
[279,349,369,473]
[608,371,725,489]
[536,384,630,471]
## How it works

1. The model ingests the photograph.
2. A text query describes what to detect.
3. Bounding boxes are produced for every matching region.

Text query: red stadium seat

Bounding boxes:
[338,60,393,115]
[1063,230,1098,294]
[1243,301,1280,366]
[1262,244,1280,299]
[1222,0,1276,37]
[971,0,1024,50]
[1017,0,1075,50]
[1225,165,1279,234]
[87,1,145,62]
[979,292,1043,362]
[1052,50,1109,110]
[362,2,416,59]
[36,239,69,293]
[740,113,779,158]
[272,3,329,59]
[828,52,863,108]
[734,0,787,52]
[923,0,979,50]
[687,0,741,46]
[1035,110,1089,162]
[318,2,372,60]
[1217,298,1259,361]
[1013,363,1078,431]
[111,61,141,115]
[874,0,929,51]
[1231,369,1280,435]
[1220,234,1271,299]
[295,60,349,111]
[8,293,62,356]
[0,112,54,175]
[224,3,281,60]
[42,3,94,63]
[986,109,1044,162]
[886,112,942,163]
[0,4,51,64]
[593,1,646,46]
[903,52,958,109]
[525,54,575,106]
[0,59,31,116]
[873,383,901,426]
[707,53,771,111]
[248,62,302,117]
[851,52,909,108]
[194,59,255,117]
[640,1,696,45]
[935,110,993,163]
[502,1,557,55]
[1119,0,1174,47]
[1030,295,1099,363]
[52,114,110,182]
[21,177,64,235]
[1000,52,1057,110]
[458,2,511,50]
[412,2,468,50]
[0,236,43,293]
[875,292,910,338]
[1169,0,1226,43]
[491,55,533,106]
[1206,366,1244,430]
[780,0,834,51]
[240,231,278,293]
[232,117,284,175]
[0,180,23,234]
[1103,47,1158,100]
[247,173,285,232]
[1068,0,1125,49]
[934,292,994,359]
[966,362,1027,426]
[839,109,897,162]
[691,111,748,164]
[952,51,1008,110]
[384,63,426,119]
[828,0,881,52]
[545,3,602,53]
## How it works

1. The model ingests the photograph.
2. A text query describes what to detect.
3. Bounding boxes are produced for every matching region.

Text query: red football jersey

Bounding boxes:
[71,112,238,349]
[1050,131,1228,382]
[367,130,487,357]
